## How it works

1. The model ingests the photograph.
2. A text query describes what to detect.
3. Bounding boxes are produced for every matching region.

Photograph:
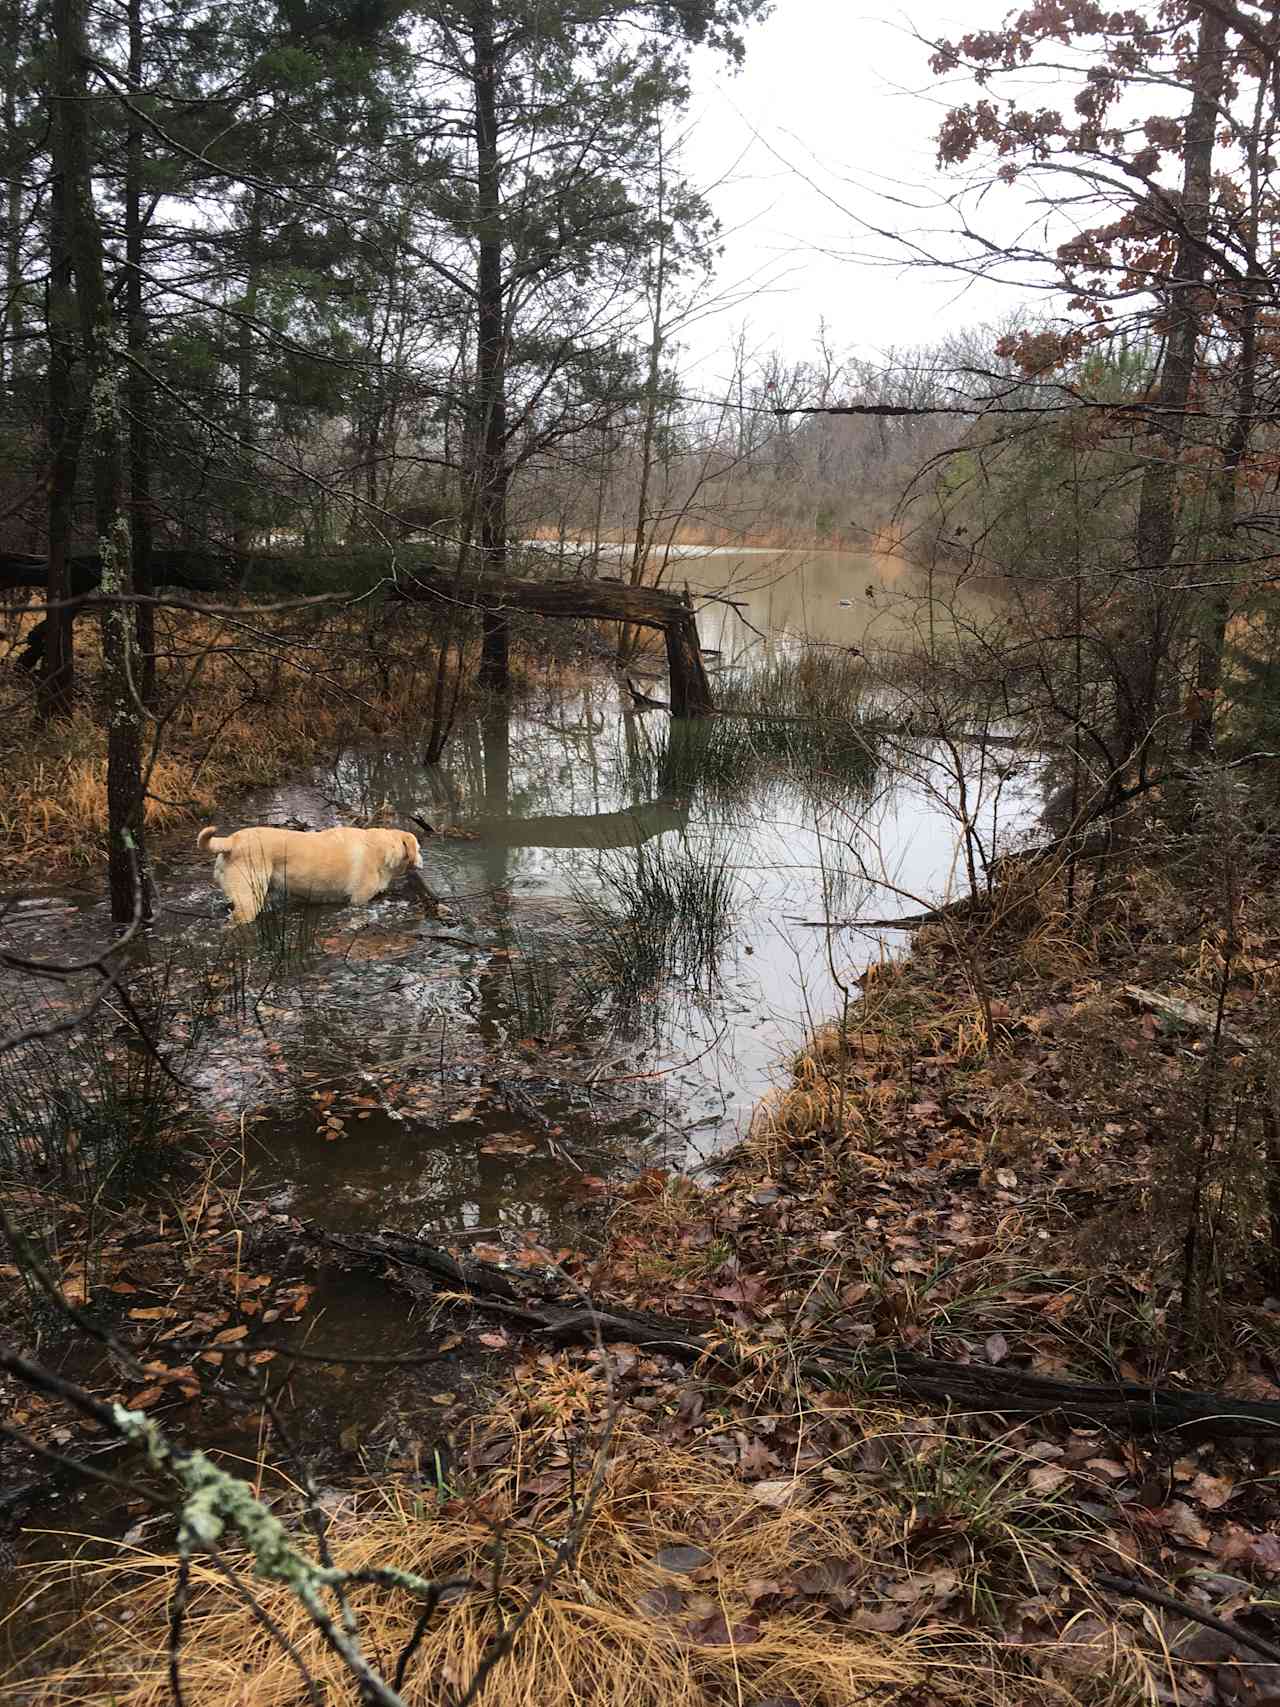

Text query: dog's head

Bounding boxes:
[399,830,422,870]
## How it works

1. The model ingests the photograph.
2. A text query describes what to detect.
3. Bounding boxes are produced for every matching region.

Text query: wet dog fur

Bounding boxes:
[197,824,426,925]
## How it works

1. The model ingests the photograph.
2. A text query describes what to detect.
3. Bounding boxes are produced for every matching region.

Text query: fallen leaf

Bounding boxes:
[739,1438,777,1478]
[750,1479,806,1510]
[1162,1501,1211,1548]
[637,1584,684,1617]
[847,1606,910,1633]
[1189,1472,1234,1510]
[985,1332,1009,1365]
[652,1545,712,1575]
[1028,1465,1069,1495]
[1084,1458,1130,1483]
[685,1612,760,1646]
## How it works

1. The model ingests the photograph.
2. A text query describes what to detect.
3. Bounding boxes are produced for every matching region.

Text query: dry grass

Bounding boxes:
[7,1404,1148,1707]
[745,959,972,1171]
[0,599,590,883]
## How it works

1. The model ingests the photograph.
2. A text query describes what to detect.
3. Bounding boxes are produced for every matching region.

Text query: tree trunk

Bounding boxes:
[233,179,267,559]
[1127,7,1227,766]
[40,15,81,721]
[126,0,154,701]
[303,1221,1280,1438]
[1188,60,1265,758]
[472,0,510,690]
[666,589,714,718]
[1188,301,1254,758]
[620,122,670,661]
[54,0,150,925]
[2,0,21,399]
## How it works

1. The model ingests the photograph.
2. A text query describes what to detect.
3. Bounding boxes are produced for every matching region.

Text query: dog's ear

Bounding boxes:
[402,831,421,867]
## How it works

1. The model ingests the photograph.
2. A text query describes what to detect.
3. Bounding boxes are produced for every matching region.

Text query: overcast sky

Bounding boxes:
[680,1,1049,381]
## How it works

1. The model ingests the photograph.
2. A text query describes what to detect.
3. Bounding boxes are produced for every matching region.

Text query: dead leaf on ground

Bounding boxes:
[684,1612,760,1646]
[1028,1465,1069,1495]
[750,1478,806,1509]
[652,1545,712,1575]
[637,1584,684,1617]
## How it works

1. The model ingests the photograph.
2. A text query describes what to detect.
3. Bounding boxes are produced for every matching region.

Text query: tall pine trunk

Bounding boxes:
[233,179,267,558]
[40,17,81,720]
[54,0,150,924]
[1188,66,1267,757]
[126,0,154,700]
[1126,7,1226,773]
[620,121,670,662]
[473,0,510,689]
[2,0,22,399]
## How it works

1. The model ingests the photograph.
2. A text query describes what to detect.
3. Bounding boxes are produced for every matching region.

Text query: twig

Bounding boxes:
[1097,1573,1280,1666]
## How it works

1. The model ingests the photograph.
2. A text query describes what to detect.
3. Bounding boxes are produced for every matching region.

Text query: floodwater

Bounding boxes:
[538,539,1004,658]
[0,546,1044,1638]
[3,550,1030,1245]
[0,548,1039,1483]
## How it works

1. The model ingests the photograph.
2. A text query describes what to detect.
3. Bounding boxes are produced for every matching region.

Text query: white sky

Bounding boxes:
[681,1,1056,379]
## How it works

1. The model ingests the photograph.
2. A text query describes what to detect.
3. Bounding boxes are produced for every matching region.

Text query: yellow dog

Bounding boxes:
[197,824,433,925]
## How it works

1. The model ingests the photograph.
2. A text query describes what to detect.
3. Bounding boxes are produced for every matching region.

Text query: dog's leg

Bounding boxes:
[347,873,387,907]
[406,868,443,917]
[220,865,267,927]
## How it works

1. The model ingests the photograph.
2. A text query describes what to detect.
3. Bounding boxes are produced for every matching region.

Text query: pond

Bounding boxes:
[2,549,1034,1253]
[0,548,1048,1631]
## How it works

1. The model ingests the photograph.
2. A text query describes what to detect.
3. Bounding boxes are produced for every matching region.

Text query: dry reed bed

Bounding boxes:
[8,1410,1144,1707]
[0,601,588,884]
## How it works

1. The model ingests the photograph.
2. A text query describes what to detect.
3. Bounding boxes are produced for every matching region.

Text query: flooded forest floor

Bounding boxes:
[4,615,1280,1702]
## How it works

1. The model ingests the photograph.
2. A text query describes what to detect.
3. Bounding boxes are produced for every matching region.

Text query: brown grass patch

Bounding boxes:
[8,1406,1146,1707]
[0,598,591,884]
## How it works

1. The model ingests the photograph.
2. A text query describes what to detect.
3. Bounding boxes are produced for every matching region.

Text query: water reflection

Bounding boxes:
[1,555,1036,1247]
[320,673,1036,1175]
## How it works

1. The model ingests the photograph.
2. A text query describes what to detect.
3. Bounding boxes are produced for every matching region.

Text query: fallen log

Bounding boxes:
[388,566,714,717]
[5,548,233,674]
[843,1350,1280,1439]
[302,1226,707,1356]
[300,1224,1280,1438]
[460,799,688,850]
[804,829,1117,931]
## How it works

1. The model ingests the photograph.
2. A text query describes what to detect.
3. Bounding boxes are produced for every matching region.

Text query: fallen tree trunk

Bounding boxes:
[301,1224,1280,1438]
[805,829,1117,932]
[389,567,714,717]
[5,548,233,674]
[1124,984,1257,1053]
[462,799,688,850]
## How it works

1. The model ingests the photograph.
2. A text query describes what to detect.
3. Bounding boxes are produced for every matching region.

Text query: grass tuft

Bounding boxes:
[4,1405,1148,1706]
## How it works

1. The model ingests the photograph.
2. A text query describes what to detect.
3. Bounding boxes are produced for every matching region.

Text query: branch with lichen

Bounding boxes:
[0,1346,468,1707]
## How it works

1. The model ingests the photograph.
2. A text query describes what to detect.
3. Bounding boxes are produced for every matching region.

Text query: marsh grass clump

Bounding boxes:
[247,892,323,974]
[622,649,879,814]
[574,834,738,1001]
[0,931,258,1322]
[0,960,190,1200]
[491,919,570,1040]
[718,645,870,724]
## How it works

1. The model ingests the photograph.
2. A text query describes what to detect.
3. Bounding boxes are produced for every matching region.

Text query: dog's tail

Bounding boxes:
[197,825,232,854]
